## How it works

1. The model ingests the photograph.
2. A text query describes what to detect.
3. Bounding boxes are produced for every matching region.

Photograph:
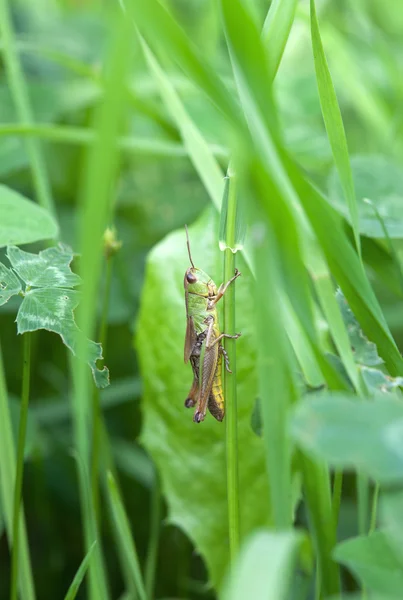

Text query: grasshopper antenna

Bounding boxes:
[185,224,195,269]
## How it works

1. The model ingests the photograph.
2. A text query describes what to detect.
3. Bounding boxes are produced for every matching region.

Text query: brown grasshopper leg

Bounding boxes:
[184,379,198,408]
[185,355,199,408]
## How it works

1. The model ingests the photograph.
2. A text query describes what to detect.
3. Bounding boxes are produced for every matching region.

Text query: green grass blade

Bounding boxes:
[144,474,161,600]
[64,541,97,600]
[301,456,340,596]
[249,209,294,529]
[310,0,360,257]
[139,38,224,209]
[71,447,108,600]
[129,0,240,125]
[0,123,228,160]
[106,472,148,600]
[0,0,54,217]
[222,172,240,562]
[10,333,32,600]
[71,6,135,599]
[262,0,299,79]
[0,342,35,600]
[288,166,403,376]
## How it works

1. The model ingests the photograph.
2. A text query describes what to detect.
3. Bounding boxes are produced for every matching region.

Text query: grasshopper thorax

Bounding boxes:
[184,267,217,298]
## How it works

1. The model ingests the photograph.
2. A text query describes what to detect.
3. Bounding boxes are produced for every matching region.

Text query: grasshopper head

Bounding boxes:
[184,267,211,296]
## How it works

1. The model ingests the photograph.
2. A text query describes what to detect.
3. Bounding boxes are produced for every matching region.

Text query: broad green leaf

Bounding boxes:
[0,262,21,305]
[310,0,360,256]
[221,530,301,600]
[336,289,383,367]
[136,210,271,588]
[7,244,81,288]
[380,488,403,561]
[291,393,403,484]
[0,185,58,247]
[17,288,109,388]
[64,541,97,600]
[328,155,403,238]
[333,531,403,595]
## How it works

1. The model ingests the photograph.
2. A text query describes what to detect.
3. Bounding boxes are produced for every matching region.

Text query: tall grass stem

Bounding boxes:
[145,473,161,600]
[223,173,240,562]
[10,333,31,600]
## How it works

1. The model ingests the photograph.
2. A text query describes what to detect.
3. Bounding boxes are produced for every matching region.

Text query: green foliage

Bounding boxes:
[291,393,403,484]
[0,185,58,247]
[136,210,272,587]
[2,1,403,599]
[221,530,301,600]
[0,245,109,388]
[328,155,403,238]
[333,531,403,595]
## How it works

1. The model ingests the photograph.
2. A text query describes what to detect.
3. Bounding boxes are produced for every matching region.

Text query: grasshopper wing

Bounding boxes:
[184,315,197,363]
[194,339,219,422]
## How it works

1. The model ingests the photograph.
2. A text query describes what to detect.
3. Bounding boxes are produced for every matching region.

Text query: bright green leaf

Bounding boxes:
[17,288,109,389]
[0,262,21,305]
[7,244,81,288]
[328,155,403,238]
[0,185,58,247]
[221,530,300,600]
[291,394,403,484]
[333,531,403,595]
[136,210,272,588]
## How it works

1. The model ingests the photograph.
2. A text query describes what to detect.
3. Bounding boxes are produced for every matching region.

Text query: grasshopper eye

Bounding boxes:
[186,271,197,284]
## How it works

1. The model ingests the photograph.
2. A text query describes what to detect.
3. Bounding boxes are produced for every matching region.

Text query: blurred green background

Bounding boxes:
[1,0,403,598]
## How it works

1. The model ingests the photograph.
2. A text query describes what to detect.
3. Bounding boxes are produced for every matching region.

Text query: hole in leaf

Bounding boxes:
[0,281,7,290]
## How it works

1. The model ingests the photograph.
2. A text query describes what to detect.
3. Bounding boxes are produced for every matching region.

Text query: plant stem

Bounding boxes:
[357,473,369,535]
[223,172,240,562]
[332,470,343,531]
[369,483,380,534]
[10,333,32,600]
[302,455,340,598]
[0,0,54,216]
[145,473,161,600]
[91,256,113,523]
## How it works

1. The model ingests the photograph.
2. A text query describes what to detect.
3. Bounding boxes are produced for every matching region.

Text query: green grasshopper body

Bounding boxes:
[183,226,241,423]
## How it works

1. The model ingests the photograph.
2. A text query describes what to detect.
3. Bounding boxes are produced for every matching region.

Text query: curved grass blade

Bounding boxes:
[64,541,97,600]
[310,0,360,257]
[139,38,224,210]
[128,0,240,125]
[262,0,299,79]
[106,472,147,600]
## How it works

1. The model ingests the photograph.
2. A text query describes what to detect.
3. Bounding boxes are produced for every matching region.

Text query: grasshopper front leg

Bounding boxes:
[209,269,241,307]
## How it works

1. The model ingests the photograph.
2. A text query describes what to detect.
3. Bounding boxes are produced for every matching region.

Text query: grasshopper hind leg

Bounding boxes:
[184,377,198,408]
[185,355,199,409]
[220,346,232,373]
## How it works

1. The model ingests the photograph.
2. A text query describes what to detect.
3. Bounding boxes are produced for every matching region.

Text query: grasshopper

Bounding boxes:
[183,225,241,423]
